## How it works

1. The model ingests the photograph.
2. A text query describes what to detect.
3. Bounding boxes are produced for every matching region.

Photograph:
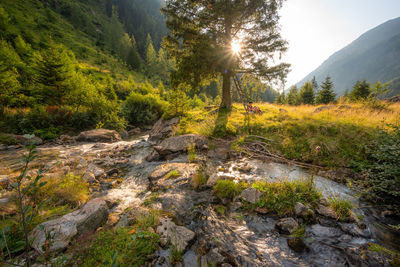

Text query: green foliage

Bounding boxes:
[165,170,181,180]
[79,228,159,267]
[163,0,289,108]
[134,210,160,231]
[39,174,89,208]
[0,133,18,145]
[165,85,189,118]
[252,180,321,216]
[350,79,371,100]
[187,143,197,162]
[122,92,167,125]
[299,81,315,104]
[213,180,247,200]
[191,170,207,190]
[316,76,336,104]
[287,86,300,105]
[329,197,353,221]
[362,124,400,204]
[170,246,184,265]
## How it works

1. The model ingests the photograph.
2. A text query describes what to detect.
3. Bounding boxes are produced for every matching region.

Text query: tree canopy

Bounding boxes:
[162,0,289,108]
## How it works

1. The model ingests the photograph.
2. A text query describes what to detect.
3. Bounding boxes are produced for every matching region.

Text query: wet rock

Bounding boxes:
[106,168,119,177]
[255,207,269,214]
[206,248,224,265]
[240,187,263,204]
[294,202,315,221]
[30,198,109,253]
[156,217,195,251]
[82,172,97,184]
[0,144,7,151]
[128,127,141,136]
[154,134,207,156]
[308,224,342,238]
[316,204,337,219]
[345,245,393,267]
[119,130,128,140]
[76,129,121,143]
[148,117,180,144]
[58,135,74,144]
[145,150,160,162]
[287,238,307,253]
[339,223,371,238]
[149,163,199,181]
[88,163,105,179]
[275,218,299,234]
[183,250,198,267]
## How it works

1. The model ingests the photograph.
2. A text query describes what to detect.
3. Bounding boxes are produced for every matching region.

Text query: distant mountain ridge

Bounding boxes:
[296,17,400,96]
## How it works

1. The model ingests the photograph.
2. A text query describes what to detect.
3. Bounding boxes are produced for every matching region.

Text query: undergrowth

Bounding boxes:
[251,179,321,216]
[213,179,247,200]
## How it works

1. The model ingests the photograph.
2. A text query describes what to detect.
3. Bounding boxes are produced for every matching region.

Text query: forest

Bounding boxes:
[0,0,399,266]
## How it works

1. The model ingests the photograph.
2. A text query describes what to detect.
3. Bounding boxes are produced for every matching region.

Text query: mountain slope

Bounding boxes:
[296,17,400,96]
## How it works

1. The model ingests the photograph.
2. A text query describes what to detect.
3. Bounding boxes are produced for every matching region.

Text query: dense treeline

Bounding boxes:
[276,75,390,106]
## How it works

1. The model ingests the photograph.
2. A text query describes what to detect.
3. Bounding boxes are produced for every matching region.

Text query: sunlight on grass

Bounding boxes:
[180,103,400,167]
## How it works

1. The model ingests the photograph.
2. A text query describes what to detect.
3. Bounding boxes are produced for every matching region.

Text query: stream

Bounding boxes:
[1,134,399,266]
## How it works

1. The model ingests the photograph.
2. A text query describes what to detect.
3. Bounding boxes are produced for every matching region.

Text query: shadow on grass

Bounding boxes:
[212,108,231,138]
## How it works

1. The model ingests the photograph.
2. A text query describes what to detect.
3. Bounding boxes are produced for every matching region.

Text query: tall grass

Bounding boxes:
[179,103,400,167]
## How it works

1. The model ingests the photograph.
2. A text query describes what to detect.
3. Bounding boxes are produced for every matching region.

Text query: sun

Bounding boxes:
[231,39,242,55]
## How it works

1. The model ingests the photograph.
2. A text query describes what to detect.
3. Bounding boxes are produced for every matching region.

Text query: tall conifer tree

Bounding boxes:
[163,0,289,109]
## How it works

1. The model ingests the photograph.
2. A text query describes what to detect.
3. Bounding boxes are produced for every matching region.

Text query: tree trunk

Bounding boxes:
[220,72,232,109]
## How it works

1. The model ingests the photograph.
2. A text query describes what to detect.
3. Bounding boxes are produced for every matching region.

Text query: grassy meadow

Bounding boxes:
[177,102,400,168]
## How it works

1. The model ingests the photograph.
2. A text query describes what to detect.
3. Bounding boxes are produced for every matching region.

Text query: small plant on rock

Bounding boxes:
[187,143,197,162]
[165,170,181,180]
[191,170,207,189]
[213,179,247,200]
[329,197,353,221]
[170,246,184,265]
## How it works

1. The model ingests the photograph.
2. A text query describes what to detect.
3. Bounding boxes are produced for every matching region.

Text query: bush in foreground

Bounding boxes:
[78,228,159,267]
[213,179,247,199]
[252,179,321,216]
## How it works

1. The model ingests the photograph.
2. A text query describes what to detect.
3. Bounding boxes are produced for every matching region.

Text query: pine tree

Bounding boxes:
[163,0,289,109]
[34,42,74,104]
[299,82,315,104]
[316,76,336,104]
[145,34,157,74]
[311,76,319,93]
[350,79,371,101]
[287,86,299,105]
[126,34,141,70]
[167,85,188,117]
[157,47,169,80]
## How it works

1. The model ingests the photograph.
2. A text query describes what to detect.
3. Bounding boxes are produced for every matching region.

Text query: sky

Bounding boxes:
[279,0,400,87]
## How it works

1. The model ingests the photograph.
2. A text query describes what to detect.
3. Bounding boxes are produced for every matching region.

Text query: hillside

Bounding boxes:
[296,17,400,96]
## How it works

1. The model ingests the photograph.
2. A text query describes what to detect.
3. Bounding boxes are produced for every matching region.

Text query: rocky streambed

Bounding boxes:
[1,123,399,266]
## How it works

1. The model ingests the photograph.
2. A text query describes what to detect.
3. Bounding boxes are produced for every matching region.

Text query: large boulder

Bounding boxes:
[29,198,109,253]
[3,134,43,145]
[76,129,121,143]
[148,117,180,144]
[154,134,208,156]
[156,217,195,251]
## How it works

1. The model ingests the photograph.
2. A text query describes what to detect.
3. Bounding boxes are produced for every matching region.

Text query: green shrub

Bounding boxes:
[79,228,159,267]
[0,133,18,145]
[134,210,160,231]
[362,124,400,204]
[122,92,167,125]
[213,180,247,199]
[252,180,321,216]
[329,197,353,221]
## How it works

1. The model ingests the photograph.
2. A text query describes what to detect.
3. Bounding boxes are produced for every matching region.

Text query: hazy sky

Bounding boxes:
[280,0,400,87]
